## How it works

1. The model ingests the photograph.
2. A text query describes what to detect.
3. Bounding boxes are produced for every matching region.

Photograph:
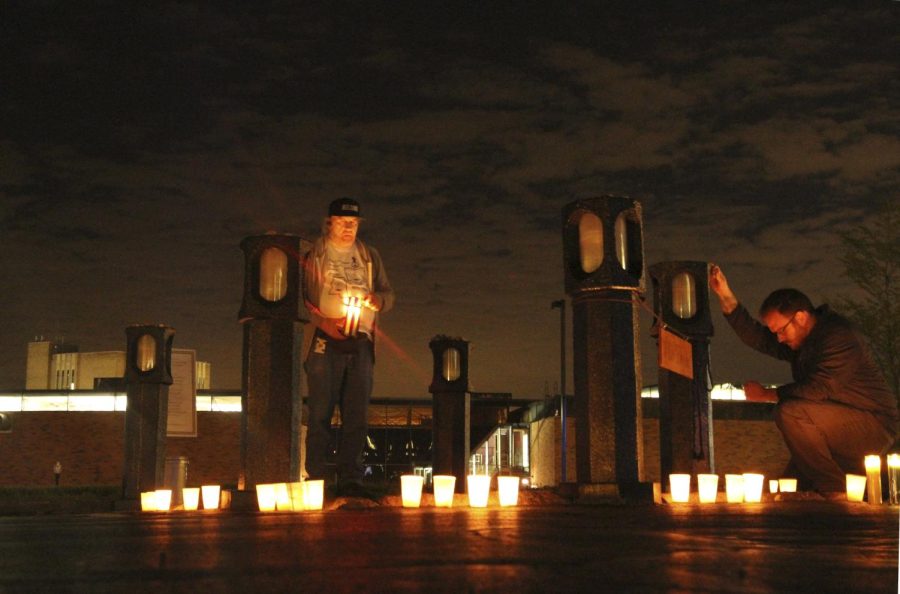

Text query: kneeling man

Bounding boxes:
[709,265,897,496]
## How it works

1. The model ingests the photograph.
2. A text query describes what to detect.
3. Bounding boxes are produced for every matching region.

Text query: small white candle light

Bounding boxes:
[697,474,719,503]
[342,295,362,337]
[742,473,764,503]
[467,475,491,508]
[303,480,324,510]
[668,474,691,503]
[864,455,882,505]
[846,474,867,502]
[275,482,292,510]
[154,489,172,512]
[256,483,277,512]
[433,475,456,507]
[182,487,200,511]
[725,474,745,503]
[201,485,221,510]
[887,454,900,505]
[140,491,157,512]
[497,476,520,507]
[769,480,779,494]
[401,475,425,508]
[778,478,797,493]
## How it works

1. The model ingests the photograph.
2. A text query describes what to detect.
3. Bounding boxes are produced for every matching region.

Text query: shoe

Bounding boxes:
[337,481,379,500]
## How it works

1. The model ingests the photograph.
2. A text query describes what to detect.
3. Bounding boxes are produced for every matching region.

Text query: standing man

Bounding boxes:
[709,265,897,497]
[53,461,62,487]
[302,197,394,496]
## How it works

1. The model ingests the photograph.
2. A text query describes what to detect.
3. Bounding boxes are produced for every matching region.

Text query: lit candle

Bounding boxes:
[668,474,691,503]
[467,475,491,508]
[342,295,362,337]
[154,489,172,512]
[846,474,867,502]
[497,476,520,507]
[769,479,779,494]
[725,474,744,503]
[888,454,900,505]
[742,473,764,503]
[274,482,292,510]
[433,475,456,507]
[778,478,797,493]
[303,480,324,510]
[697,474,719,503]
[256,483,277,512]
[864,455,882,505]
[401,475,424,508]
[201,485,221,510]
[140,491,157,512]
[182,487,200,511]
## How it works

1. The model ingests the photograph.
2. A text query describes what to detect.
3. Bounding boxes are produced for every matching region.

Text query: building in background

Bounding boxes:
[24,338,211,390]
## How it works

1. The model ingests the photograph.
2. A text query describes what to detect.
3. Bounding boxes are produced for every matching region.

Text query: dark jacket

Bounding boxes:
[726,303,898,435]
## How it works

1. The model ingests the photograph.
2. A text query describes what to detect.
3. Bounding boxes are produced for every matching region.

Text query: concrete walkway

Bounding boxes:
[0,501,897,592]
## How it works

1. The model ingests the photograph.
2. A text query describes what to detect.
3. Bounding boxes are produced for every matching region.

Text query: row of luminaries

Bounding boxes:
[665,454,900,504]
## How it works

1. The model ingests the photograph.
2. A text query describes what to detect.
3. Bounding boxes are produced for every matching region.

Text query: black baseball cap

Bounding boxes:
[328,197,361,217]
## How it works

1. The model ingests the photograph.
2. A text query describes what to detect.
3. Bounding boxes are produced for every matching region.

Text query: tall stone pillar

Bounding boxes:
[429,336,471,493]
[562,196,646,499]
[238,232,310,490]
[122,324,175,502]
[649,261,715,479]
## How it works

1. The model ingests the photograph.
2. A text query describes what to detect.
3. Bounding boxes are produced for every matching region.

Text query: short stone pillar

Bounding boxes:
[562,196,646,498]
[238,232,310,490]
[122,324,175,502]
[429,336,470,493]
[649,261,715,478]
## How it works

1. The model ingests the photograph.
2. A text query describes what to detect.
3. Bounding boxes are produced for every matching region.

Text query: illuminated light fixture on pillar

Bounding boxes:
[443,348,460,382]
[136,334,157,372]
[562,196,647,500]
[259,247,288,302]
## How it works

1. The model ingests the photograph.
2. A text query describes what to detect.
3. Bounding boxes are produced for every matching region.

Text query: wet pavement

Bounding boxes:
[0,501,897,593]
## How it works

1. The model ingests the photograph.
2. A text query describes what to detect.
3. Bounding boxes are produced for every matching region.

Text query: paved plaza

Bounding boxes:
[0,500,897,593]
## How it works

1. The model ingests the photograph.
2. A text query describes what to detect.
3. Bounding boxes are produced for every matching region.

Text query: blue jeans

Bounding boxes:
[305,332,374,484]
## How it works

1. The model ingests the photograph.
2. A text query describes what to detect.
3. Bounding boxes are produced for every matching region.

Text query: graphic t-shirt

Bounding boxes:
[318,242,374,336]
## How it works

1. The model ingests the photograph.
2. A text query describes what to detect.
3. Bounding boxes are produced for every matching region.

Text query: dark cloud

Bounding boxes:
[1,2,897,395]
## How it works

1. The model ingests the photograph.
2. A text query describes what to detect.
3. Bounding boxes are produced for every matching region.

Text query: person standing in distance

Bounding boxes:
[709,264,897,497]
[302,197,394,496]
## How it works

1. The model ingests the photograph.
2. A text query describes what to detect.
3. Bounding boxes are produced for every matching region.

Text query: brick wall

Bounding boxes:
[0,412,240,488]
[0,407,790,488]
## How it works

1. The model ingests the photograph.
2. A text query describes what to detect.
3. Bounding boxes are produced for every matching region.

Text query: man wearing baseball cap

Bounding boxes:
[302,198,394,496]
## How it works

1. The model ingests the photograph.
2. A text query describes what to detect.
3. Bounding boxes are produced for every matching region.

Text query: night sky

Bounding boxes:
[2,2,898,397]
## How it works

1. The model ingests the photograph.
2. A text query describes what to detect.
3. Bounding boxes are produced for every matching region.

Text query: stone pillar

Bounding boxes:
[122,324,175,502]
[649,261,715,479]
[429,336,471,493]
[238,232,310,490]
[562,196,646,499]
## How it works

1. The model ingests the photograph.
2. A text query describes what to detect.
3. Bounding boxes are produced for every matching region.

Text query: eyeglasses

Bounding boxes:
[773,312,798,337]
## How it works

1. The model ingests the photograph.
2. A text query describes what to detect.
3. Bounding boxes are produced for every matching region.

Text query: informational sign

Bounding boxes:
[658,327,693,379]
[167,349,198,437]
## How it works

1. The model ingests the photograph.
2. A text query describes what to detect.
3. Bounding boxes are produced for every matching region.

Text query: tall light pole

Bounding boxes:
[551,299,568,483]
